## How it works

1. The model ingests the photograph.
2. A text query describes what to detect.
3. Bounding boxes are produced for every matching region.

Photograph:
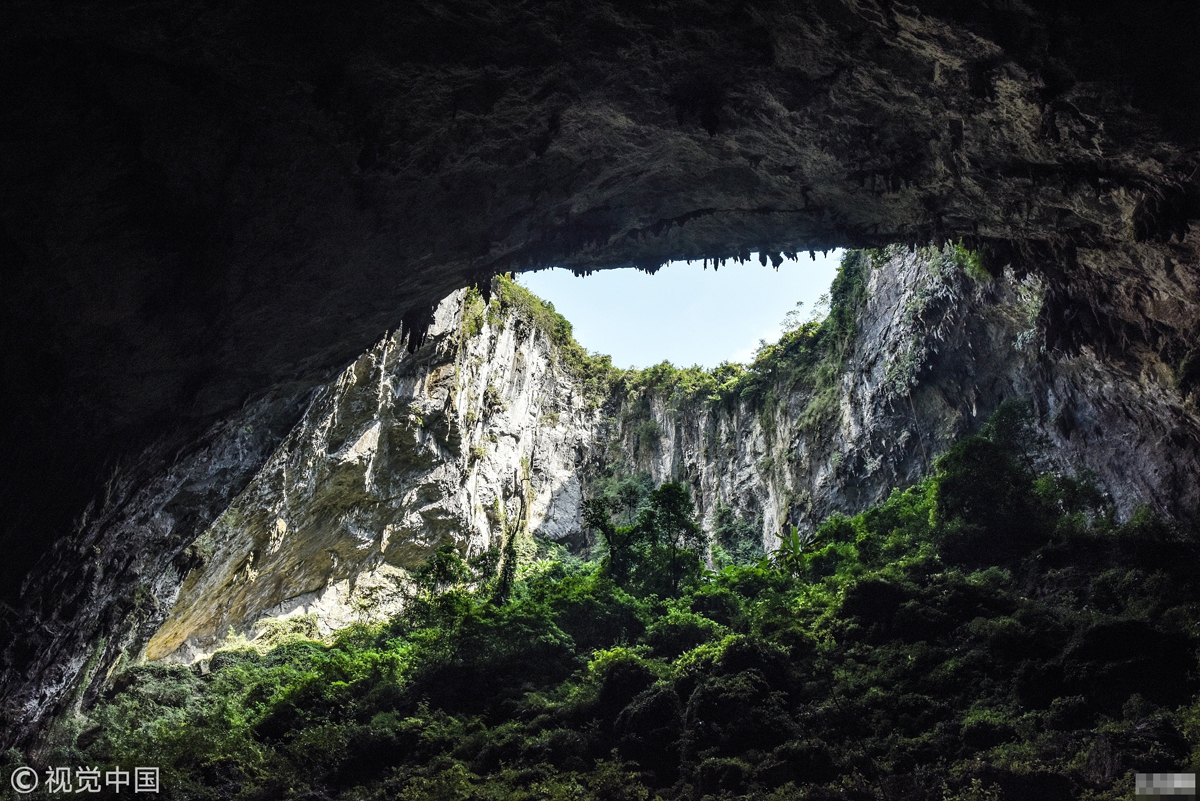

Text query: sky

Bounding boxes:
[516,250,844,370]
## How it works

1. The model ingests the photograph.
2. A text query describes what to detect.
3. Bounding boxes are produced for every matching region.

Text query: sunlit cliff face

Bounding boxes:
[3,0,1200,750]
[128,246,1200,671]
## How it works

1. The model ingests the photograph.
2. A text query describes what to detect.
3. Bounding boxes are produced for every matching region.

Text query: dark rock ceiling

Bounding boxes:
[2,0,1199,605]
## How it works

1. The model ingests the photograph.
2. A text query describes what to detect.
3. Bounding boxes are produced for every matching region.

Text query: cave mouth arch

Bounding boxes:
[6,0,1200,592]
[4,0,1200,752]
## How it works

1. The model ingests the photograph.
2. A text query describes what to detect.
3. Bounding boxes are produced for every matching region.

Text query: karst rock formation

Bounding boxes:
[138,250,1200,673]
[3,0,1200,750]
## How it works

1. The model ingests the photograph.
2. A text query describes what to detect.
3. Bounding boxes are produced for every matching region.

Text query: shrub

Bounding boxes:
[642,609,725,660]
[711,504,763,567]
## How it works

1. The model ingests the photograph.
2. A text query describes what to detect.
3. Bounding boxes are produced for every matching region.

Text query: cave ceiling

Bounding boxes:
[3,0,1200,595]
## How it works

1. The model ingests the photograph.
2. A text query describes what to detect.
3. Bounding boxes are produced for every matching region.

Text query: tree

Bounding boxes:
[585,482,706,595]
[712,503,764,566]
[641,482,705,596]
[484,491,528,607]
[584,496,641,585]
[617,480,643,526]
[414,543,470,595]
[933,401,1050,566]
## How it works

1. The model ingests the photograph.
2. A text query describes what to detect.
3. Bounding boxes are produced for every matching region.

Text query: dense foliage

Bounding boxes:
[47,405,1200,800]
[584,480,706,597]
[709,503,765,568]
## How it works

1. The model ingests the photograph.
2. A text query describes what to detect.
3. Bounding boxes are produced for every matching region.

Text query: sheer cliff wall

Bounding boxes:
[619,248,1200,541]
[144,291,606,663]
[134,249,1200,670]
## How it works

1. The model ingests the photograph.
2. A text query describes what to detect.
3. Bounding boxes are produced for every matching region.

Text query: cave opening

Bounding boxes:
[5,0,1200,794]
[16,240,1200,800]
[100,232,1179,670]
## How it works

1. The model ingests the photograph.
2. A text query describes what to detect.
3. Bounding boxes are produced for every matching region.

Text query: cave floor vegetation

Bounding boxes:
[25,405,1200,801]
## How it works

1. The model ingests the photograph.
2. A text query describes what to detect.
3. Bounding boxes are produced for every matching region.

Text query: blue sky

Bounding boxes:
[516,250,844,370]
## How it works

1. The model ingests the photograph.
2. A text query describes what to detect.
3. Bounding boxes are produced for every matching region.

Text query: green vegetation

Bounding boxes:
[584,481,706,598]
[65,404,1200,799]
[710,503,763,568]
[588,472,657,529]
[615,249,879,413]
[473,275,625,405]
[905,241,989,285]
[949,240,990,282]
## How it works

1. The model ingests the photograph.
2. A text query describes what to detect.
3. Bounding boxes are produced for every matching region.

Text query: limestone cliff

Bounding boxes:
[140,249,1200,664]
[617,247,1200,545]
[145,290,605,662]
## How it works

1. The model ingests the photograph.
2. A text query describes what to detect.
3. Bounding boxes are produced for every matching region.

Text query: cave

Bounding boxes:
[3,1,1200,795]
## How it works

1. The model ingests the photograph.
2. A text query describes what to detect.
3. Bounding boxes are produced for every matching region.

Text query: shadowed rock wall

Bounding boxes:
[5,0,1200,590]
[620,246,1200,541]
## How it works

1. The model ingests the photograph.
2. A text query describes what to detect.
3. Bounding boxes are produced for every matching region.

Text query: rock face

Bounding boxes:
[5,0,1200,751]
[5,0,1200,600]
[0,385,314,754]
[143,290,606,663]
[620,247,1200,543]
[134,248,1200,671]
